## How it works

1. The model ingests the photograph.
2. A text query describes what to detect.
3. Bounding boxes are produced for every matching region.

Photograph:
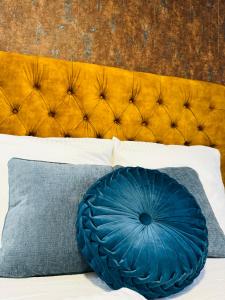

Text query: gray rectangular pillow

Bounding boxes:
[0,158,113,277]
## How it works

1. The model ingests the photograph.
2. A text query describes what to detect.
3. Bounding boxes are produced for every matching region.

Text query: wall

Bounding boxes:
[0,0,224,84]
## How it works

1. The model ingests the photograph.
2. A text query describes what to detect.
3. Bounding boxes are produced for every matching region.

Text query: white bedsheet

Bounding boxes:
[0,259,224,300]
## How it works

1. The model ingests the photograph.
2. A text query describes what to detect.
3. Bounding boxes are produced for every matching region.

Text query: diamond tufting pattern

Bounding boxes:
[0,51,225,181]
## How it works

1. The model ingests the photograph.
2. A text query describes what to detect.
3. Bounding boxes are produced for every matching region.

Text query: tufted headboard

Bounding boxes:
[0,51,225,181]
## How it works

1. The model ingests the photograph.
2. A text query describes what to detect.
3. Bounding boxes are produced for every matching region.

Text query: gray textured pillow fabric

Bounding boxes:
[0,158,112,277]
[159,167,225,258]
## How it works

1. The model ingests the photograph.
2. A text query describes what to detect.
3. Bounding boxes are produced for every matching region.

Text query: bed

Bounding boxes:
[0,259,224,300]
[0,50,224,300]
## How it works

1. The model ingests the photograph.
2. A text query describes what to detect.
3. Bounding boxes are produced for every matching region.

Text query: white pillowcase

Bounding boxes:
[113,137,225,234]
[0,134,113,246]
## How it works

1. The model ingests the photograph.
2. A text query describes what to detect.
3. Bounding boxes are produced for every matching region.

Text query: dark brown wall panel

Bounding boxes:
[0,0,224,84]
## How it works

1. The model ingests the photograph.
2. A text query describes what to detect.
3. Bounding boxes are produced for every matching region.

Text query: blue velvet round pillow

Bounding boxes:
[77,167,208,299]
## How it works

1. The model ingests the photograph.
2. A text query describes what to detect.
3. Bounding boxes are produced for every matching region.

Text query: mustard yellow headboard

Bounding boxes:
[0,51,225,181]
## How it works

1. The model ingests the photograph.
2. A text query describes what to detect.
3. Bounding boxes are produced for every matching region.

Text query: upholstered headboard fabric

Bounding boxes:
[0,51,224,180]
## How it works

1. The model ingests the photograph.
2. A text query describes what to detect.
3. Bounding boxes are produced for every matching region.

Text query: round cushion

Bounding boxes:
[77,167,208,299]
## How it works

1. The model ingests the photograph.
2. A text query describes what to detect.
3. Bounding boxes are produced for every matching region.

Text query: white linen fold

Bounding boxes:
[66,288,146,300]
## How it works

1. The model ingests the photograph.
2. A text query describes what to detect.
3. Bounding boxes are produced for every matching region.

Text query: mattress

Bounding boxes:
[0,258,224,300]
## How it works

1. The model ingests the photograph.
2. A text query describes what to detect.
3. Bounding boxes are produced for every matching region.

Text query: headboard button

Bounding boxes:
[96,133,103,139]
[100,93,105,100]
[184,141,191,146]
[83,114,89,121]
[12,107,19,114]
[197,125,204,131]
[157,98,163,105]
[141,120,148,127]
[210,144,216,148]
[114,118,120,125]
[184,102,190,109]
[34,83,41,90]
[27,130,36,136]
[171,121,177,128]
[129,97,135,103]
[67,87,74,95]
[48,111,56,118]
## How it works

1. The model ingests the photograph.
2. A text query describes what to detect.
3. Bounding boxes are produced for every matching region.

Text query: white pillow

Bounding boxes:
[113,137,225,234]
[0,134,113,246]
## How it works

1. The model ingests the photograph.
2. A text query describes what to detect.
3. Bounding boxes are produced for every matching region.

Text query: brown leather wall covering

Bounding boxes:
[0,0,224,85]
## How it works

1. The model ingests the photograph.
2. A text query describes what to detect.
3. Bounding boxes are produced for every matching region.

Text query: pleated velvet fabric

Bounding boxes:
[77,167,208,299]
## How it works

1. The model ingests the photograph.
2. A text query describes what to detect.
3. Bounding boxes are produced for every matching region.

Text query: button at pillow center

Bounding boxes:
[139,212,152,225]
